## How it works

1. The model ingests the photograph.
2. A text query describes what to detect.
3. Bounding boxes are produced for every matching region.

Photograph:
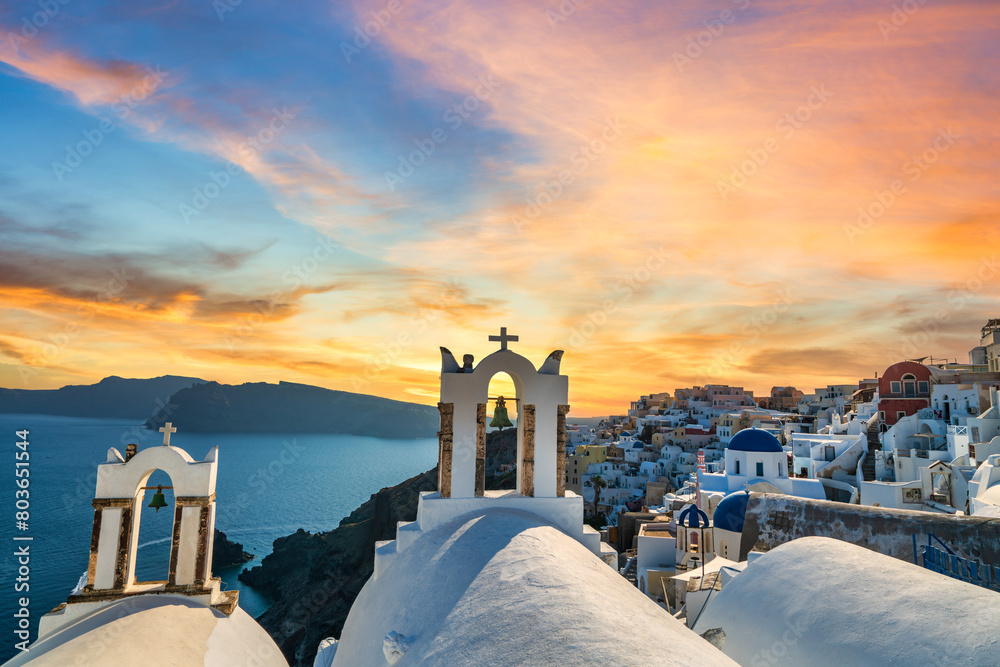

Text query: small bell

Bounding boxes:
[489,396,514,430]
[147,485,168,513]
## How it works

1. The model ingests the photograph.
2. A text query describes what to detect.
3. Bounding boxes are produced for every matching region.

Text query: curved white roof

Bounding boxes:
[332,509,736,667]
[6,596,285,667]
[694,536,1000,665]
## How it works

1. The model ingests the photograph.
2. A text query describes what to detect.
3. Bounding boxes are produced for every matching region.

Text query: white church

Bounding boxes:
[7,330,1000,666]
[3,424,286,666]
[320,331,737,665]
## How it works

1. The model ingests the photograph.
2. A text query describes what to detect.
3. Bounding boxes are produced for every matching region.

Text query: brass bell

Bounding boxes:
[147,485,168,513]
[489,396,514,430]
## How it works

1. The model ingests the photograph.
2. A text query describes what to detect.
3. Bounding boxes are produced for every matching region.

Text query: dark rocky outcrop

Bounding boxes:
[0,375,204,419]
[143,380,439,439]
[239,468,439,666]
[240,431,519,666]
[212,529,254,569]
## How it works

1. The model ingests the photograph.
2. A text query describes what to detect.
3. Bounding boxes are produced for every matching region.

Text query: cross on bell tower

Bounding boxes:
[489,327,518,351]
[159,422,177,446]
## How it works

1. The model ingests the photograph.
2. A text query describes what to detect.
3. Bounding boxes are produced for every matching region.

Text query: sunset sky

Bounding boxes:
[1,0,998,416]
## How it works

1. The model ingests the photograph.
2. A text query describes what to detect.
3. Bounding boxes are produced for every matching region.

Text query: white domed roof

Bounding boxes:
[332,509,736,667]
[694,537,1000,665]
[5,596,285,667]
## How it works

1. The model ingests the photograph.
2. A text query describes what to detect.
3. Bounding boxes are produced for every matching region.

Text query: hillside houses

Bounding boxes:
[568,319,1000,525]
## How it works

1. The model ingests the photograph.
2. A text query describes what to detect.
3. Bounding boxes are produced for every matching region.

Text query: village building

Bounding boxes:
[698,429,826,505]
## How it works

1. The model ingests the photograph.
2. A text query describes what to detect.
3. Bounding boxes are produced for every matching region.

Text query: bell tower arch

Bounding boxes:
[437,329,569,499]
[57,424,238,626]
[372,330,617,579]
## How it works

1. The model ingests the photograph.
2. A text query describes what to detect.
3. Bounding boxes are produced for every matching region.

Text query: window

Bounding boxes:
[756,461,764,477]
[825,445,836,462]
[879,411,886,420]
[735,459,740,475]
[897,411,906,420]
[918,381,929,394]
[890,381,902,394]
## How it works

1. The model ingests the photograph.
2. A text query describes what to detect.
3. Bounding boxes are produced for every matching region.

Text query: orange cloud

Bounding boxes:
[0,41,164,106]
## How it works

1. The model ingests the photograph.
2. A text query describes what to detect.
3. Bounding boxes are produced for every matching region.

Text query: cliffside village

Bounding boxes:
[557,318,1000,629]
[10,324,1000,666]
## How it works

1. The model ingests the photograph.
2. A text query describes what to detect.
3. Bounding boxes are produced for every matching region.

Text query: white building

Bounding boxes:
[790,432,865,481]
[969,454,1000,516]
[698,429,826,503]
[930,382,994,426]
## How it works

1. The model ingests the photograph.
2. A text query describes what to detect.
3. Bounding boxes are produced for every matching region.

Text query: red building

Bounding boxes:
[877,361,933,426]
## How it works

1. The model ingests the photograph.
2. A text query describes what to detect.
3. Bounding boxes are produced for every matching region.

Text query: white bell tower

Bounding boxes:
[38,425,238,639]
[371,330,617,579]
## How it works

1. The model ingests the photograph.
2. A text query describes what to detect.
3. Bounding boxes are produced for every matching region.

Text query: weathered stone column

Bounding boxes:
[85,498,133,591]
[194,502,211,586]
[557,404,570,497]
[476,403,487,496]
[521,404,535,497]
[438,402,454,498]
[168,503,183,585]
[168,494,215,589]
[113,504,134,590]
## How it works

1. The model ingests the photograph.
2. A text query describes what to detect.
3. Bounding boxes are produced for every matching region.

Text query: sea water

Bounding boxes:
[0,414,437,661]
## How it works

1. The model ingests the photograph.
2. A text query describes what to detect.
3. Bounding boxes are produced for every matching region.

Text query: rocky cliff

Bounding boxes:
[212,529,255,569]
[240,430,518,666]
[143,380,440,439]
[239,467,439,666]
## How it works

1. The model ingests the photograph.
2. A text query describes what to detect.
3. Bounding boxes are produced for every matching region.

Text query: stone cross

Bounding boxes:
[159,422,177,446]
[489,327,519,351]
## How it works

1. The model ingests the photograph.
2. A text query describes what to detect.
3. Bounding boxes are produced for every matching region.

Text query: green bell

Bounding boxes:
[489,396,514,430]
[147,485,168,513]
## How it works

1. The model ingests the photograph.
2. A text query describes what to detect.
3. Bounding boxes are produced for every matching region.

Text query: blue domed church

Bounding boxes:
[698,428,826,508]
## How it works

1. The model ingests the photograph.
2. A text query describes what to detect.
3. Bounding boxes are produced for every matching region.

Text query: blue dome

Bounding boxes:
[713,491,750,533]
[729,428,782,453]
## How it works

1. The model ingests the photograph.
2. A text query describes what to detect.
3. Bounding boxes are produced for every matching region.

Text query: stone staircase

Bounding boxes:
[862,416,881,481]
